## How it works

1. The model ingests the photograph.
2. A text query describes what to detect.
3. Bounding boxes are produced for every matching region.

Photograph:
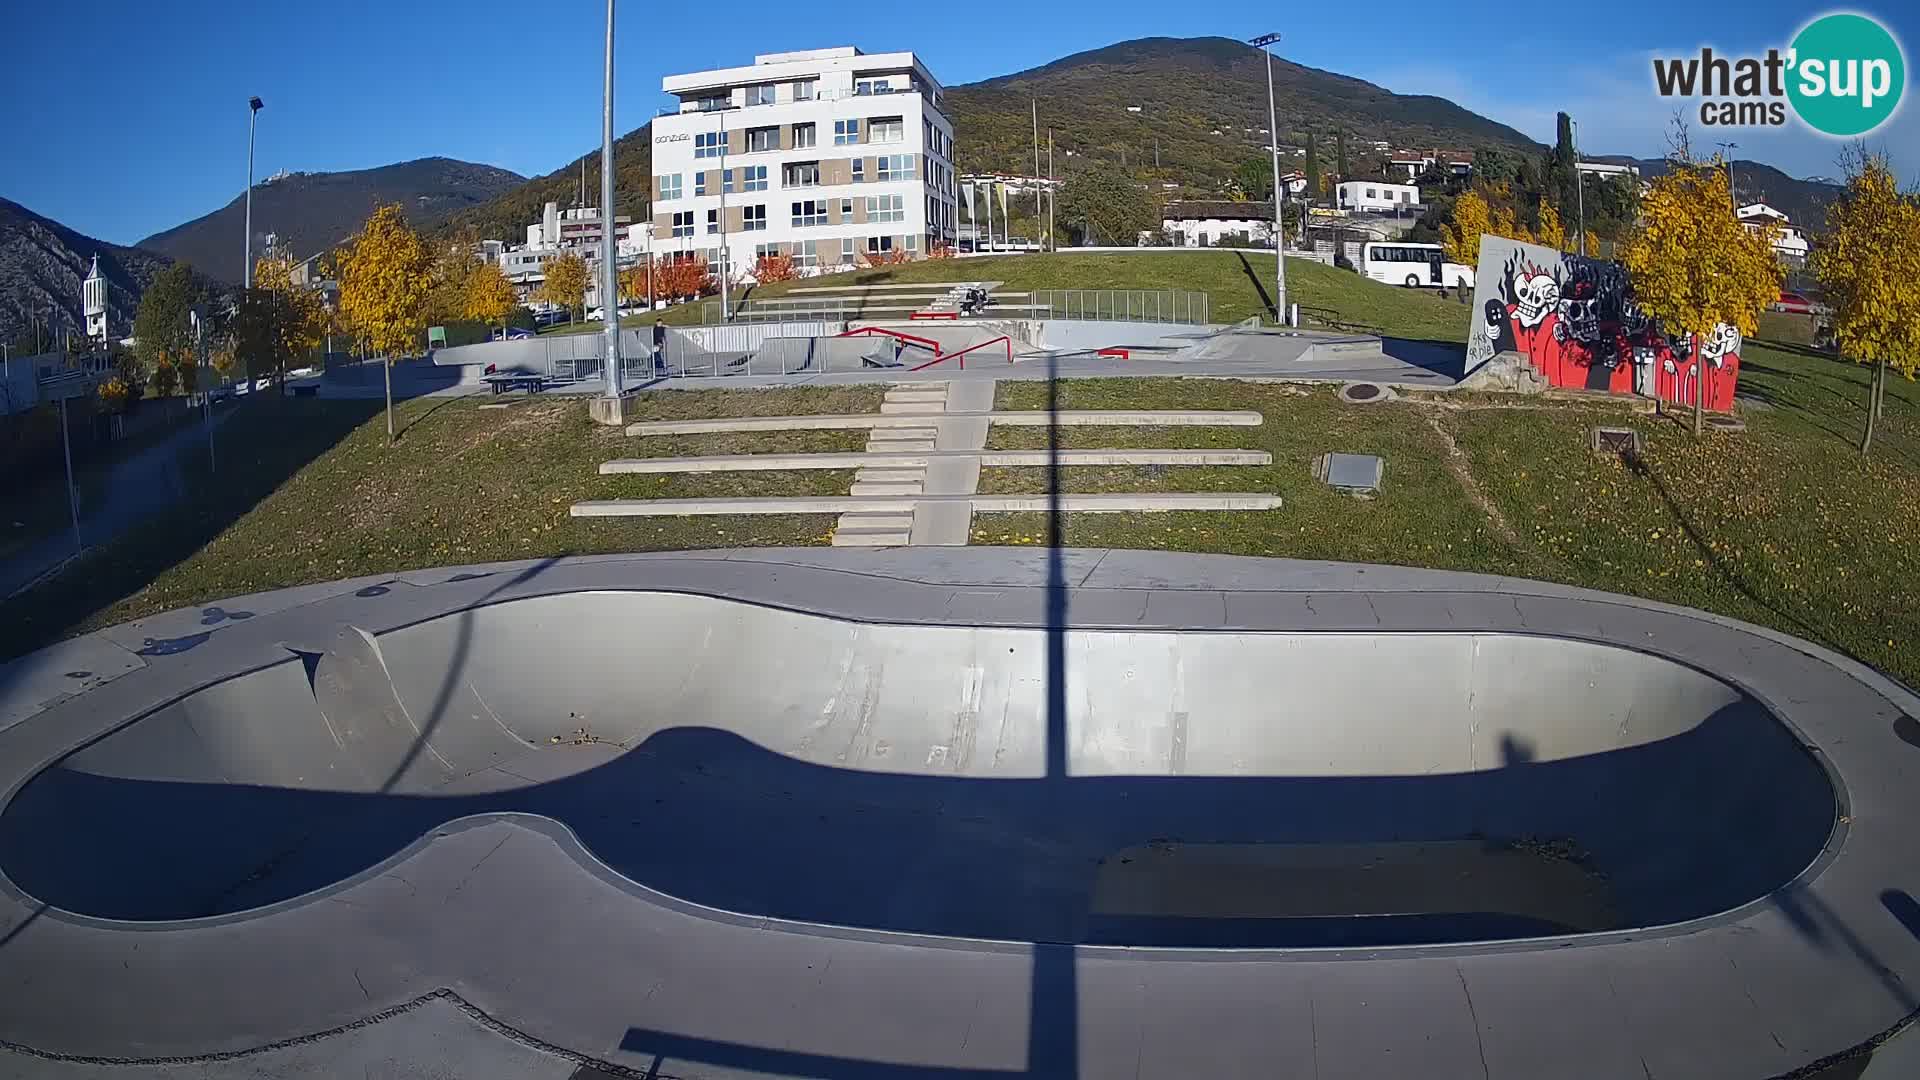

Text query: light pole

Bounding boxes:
[244,97,263,288]
[599,0,622,397]
[1249,33,1288,326]
[1716,140,1740,210]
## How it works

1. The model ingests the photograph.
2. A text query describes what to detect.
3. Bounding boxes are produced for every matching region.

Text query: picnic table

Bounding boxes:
[480,372,552,395]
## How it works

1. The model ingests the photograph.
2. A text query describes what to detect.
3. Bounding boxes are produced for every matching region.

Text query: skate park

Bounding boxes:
[1,548,1917,1078]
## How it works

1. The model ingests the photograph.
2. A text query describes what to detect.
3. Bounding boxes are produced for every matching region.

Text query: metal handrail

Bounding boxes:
[909,335,1011,371]
[838,325,941,355]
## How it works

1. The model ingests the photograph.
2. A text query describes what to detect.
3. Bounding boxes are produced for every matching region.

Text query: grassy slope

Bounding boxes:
[559,251,1475,342]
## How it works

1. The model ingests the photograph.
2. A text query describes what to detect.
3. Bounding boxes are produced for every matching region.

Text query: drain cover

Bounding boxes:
[1704,414,1748,433]
[1590,426,1643,455]
[1316,453,1384,493]
[1339,382,1391,404]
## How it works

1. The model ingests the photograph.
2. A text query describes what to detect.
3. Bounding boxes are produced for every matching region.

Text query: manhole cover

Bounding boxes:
[1590,426,1644,455]
[1339,382,1391,404]
[1315,453,1385,493]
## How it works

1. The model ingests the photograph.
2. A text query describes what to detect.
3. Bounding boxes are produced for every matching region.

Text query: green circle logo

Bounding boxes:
[1788,13,1905,136]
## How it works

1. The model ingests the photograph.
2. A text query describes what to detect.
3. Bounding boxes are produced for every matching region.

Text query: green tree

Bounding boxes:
[232,253,326,398]
[338,204,433,442]
[1235,156,1273,202]
[1546,112,1579,214]
[132,262,201,400]
[1472,147,1518,188]
[1812,147,1920,455]
[1057,166,1159,246]
[1621,154,1782,435]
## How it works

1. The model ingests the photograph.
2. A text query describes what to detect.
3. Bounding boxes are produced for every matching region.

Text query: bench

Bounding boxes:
[481,372,552,395]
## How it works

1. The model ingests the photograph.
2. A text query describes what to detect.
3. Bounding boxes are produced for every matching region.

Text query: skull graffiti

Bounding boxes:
[1555,298,1602,344]
[1699,322,1741,367]
[1514,274,1560,327]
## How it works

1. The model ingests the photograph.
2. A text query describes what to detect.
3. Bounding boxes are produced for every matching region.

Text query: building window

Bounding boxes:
[740,165,768,192]
[839,198,854,219]
[792,123,816,149]
[842,237,855,260]
[742,205,767,231]
[1366,187,1377,199]
[695,172,707,197]
[833,119,860,145]
[876,155,914,182]
[867,194,904,223]
[866,235,897,254]
[855,78,892,95]
[792,79,816,101]
[694,132,725,159]
[755,243,781,261]
[745,83,775,106]
[722,168,734,194]
[869,116,904,143]
[783,162,820,187]
[656,174,682,201]
[792,200,829,227]
[671,211,694,238]
[852,159,864,183]
[744,126,777,153]
[693,93,727,112]
[707,209,720,234]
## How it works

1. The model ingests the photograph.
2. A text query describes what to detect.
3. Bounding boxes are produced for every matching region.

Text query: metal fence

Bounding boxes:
[703,297,864,323]
[1021,289,1209,325]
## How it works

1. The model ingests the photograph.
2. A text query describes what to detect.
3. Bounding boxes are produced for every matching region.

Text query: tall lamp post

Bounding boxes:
[599,0,622,397]
[244,97,263,288]
[1571,117,1586,257]
[1249,33,1289,326]
[1716,140,1740,210]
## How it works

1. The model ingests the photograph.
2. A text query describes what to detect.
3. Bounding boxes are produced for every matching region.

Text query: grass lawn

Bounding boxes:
[549,252,1475,343]
[1,397,206,562]
[972,336,1920,687]
[0,386,881,659]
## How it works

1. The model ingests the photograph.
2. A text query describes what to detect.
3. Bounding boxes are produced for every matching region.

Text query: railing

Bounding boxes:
[839,325,941,355]
[1022,289,1210,325]
[705,297,860,324]
[908,335,1011,371]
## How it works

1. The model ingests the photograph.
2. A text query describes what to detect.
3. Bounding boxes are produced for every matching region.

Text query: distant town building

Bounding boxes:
[1336,181,1420,214]
[81,254,108,343]
[1737,202,1810,265]
[1161,201,1276,247]
[1574,160,1640,179]
[649,46,959,278]
[1389,150,1471,180]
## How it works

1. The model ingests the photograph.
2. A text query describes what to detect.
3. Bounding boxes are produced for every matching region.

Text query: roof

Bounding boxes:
[1162,200,1275,221]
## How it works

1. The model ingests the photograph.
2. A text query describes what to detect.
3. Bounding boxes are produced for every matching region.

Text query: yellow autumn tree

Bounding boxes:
[1444,191,1492,267]
[540,253,590,324]
[1814,149,1920,455]
[1535,198,1567,251]
[338,204,433,442]
[231,252,327,397]
[1621,157,1782,435]
[463,261,519,339]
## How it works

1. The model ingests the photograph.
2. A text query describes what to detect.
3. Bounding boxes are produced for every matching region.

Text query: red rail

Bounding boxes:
[909,311,960,320]
[909,335,1013,372]
[1097,347,1131,359]
[838,325,941,355]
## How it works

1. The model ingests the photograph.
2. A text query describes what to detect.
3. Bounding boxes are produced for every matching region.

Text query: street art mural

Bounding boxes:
[1464,236,1741,411]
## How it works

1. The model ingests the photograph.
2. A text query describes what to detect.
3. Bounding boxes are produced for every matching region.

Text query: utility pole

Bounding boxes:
[1047,130,1055,252]
[1572,117,1587,257]
[598,0,622,398]
[1031,99,1043,251]
[1716,141,1740,210]
[244,97,263,287]
[1249,33,1288,325]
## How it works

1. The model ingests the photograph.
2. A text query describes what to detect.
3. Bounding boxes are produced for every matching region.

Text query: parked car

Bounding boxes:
[1774,291,1815,314]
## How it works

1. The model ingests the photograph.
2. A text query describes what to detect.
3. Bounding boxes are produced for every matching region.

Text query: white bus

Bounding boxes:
[1361,242,1473,290]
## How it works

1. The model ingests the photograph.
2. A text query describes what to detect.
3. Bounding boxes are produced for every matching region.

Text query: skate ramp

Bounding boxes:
[0,591,1833,945]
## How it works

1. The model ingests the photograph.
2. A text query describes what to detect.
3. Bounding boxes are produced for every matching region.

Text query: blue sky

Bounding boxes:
[2,0,1913,245]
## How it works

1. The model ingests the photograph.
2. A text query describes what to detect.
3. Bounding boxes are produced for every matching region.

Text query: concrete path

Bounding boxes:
[0,404,235,599]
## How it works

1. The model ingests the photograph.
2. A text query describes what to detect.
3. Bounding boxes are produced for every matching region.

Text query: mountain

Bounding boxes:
[139,157,524,282]
[1639,157,1841,228]
[431,129,654,244]
[945,37,1542,185]
[0,197,172,349]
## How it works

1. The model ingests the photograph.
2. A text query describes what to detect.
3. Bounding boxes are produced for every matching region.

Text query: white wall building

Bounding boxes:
[649,46,959,279]
[1161,201,1275,247]
[1737,202,1811,265]
[1337,181,1420,213]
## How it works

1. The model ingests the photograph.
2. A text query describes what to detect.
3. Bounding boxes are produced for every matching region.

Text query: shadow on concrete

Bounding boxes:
[1380,338,1470,380]
[1232,252,1277,322]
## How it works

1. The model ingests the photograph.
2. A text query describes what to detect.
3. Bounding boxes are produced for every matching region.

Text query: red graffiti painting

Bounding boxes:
[1474,249,1741,411]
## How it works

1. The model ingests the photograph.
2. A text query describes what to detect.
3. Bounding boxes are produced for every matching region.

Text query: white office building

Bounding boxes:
[649,46,959,279]
[1737,202,1811,265]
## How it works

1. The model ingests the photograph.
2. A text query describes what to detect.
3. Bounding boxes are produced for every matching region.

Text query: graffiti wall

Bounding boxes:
[1464,236,1741,411]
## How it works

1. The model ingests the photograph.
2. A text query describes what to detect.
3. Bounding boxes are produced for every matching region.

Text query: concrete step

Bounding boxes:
[573,492,1283,517]
[831,528,913,547]
[599,448,1273,476]
[866,441,937,454]
[883,390,948,403]
[880,401,946,415]
[849,481,924,496]
[836,512,915,531]
[628,411,1263,436]
[854,468,927,484]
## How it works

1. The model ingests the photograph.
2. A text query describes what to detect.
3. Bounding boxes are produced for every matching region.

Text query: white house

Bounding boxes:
[648,46,959,279]
[1336,181,1420,214]
[1161,201,1275,247]
[1737,202,1811,265]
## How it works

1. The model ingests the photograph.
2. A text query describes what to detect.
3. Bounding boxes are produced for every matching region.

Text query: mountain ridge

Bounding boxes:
[0,197,172,350]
